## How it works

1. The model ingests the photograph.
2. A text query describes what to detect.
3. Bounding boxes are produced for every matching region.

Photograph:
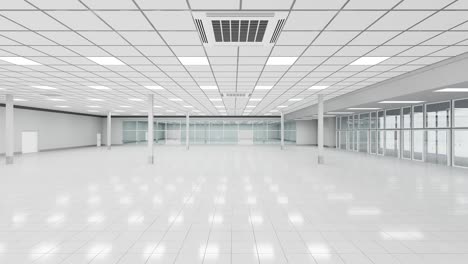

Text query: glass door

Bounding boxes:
[425,130,449,165]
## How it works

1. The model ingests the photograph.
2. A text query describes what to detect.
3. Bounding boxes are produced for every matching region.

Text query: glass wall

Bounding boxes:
[122,118,296,145]
[336,98,468,169]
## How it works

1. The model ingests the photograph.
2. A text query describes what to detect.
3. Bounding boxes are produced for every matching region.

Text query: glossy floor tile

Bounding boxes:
[1,145,468,264]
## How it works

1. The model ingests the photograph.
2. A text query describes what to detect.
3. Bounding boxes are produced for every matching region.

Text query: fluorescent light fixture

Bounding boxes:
[210,98,222,101]
[87,105,101,108]
[246,105,256,108]
[200,85,217,90]
[0,57,41,65]
[120,105,131,108]
[277,105,288,108]
[288,98,303,102]
[128,98,143,101]
[379,101,424,104]
[255,85,273,90]
[32,85,57,90]
[86,57,125,66]
[215,105,224,108]
[250,98,261,101]
[153,105,162,108]
[327,112,354,115]
[87,110,99,113]
[270,110,279,112]
[178,57,209,66]
[309,86,329,90]
[166,110,175,112]
[114,110,125,113]
[48,98,65,101]
[350,56,389,66]
[138,110,147,113]
[347,107,380,110]
[14,98,27,102]
[266,56,298,65]
[435,88,468,92]
[183,105,193,108]
[88,98,104,101]
[169,98,182,101]
[145,85,164,90]
[89,85,110,90]
[55,105,70,108]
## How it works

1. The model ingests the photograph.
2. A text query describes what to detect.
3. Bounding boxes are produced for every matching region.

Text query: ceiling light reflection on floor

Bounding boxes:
[277,195,288,204]
[381,231,424,240]
[347,207,382,216]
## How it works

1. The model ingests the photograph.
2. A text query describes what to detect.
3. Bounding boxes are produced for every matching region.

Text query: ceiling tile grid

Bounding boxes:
[0,0,467,116]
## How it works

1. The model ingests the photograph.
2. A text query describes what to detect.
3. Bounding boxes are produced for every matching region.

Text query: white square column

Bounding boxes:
[5,94,14,164]
[317,94,324,164]
[280,112,284,150]
[106,112,112,150]
[186,113,189,150]
[148,94,154,164]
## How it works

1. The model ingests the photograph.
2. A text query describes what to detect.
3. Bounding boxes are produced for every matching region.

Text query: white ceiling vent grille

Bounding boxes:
[222,92,251,98]
[193,12,288,47]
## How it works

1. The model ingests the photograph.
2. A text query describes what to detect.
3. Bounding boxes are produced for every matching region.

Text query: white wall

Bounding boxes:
[296,120,317,145]
[295,118,336,147]
[101,117,123,145]
[324,117,337,148]
[0,107,102,154]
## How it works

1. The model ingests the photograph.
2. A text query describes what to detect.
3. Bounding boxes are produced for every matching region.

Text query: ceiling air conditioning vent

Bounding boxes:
[222,92,251,98]
[193,12,288,47]
[194,19,208,44]
[270,19,285,43]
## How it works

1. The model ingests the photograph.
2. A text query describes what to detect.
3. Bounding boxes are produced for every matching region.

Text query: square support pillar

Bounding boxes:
[106,112,112,150]
[317,94,324,164]
[148,94,154,164]
[280,112,284,150]
[186,113,190,150]
[5,94,14,164]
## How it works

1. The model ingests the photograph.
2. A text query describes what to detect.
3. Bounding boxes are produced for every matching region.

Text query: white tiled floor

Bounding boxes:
[1,145,468,264]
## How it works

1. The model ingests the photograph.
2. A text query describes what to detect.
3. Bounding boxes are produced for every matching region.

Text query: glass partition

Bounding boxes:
[334,98,468,168]
[426,101,450,128]
[122,118,292,145]
[385,109,401,129]
[413,105,424,129]
[402,107,411,129]
[454,99,468,127]
[454,130,468,167]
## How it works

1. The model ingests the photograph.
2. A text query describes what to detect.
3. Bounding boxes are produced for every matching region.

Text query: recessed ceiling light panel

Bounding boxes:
[145,85,164,90]
[200,85,218,90]
[89,85,111,90]
[87,57,125,66]
[435,88,468,92]
[32,86,57,90]
[0,57,41,65]
[350,57,389,66]
[379,101,424,104]
[309,86,329,90]
[347,107,381,110]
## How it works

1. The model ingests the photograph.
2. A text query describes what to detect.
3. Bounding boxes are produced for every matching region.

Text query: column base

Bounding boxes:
[107,146,111,150]
[281,145,284,150]
[186,145,189,150]
[318,155,324,164]
[6,156,13,165]
[148,156,154,164]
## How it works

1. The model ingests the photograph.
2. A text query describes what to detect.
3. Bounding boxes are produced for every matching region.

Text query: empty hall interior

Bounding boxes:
[1,0,468,263]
